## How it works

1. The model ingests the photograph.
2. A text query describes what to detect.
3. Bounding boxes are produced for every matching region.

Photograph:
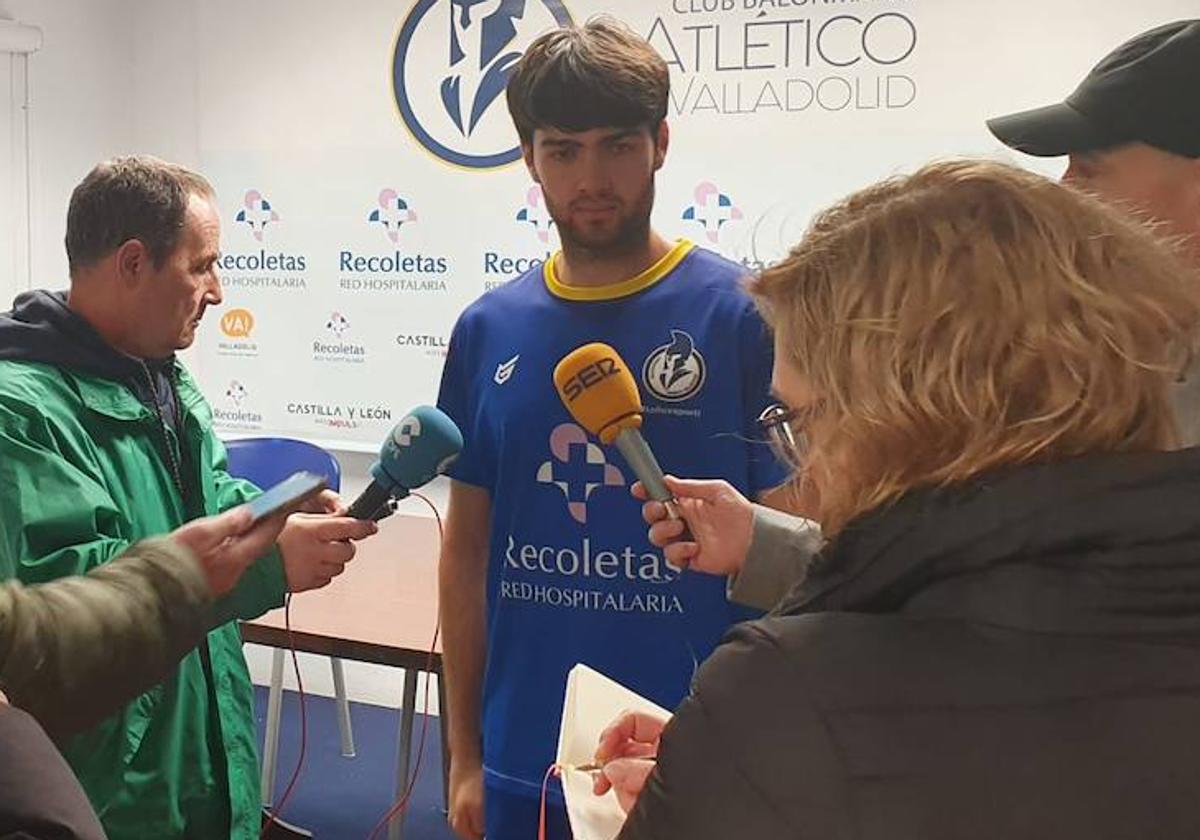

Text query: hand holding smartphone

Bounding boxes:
[246,471,330,523]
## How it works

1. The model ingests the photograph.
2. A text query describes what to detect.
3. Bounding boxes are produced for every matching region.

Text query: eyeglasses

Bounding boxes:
[758,402,808,465]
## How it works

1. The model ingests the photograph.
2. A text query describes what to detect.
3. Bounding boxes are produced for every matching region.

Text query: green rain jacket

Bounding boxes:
[0,291,285,839]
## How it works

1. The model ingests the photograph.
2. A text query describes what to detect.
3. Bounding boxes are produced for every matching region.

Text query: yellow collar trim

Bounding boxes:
[543,239,695,302]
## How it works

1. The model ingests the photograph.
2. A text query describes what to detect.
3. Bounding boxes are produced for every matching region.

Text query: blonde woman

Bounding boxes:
[598,160,1200,839]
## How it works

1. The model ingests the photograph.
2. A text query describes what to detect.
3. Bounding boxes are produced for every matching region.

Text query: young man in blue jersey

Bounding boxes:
[436,18,791,840]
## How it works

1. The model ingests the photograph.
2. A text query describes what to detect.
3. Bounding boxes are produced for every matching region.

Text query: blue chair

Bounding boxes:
[223,437,356,808]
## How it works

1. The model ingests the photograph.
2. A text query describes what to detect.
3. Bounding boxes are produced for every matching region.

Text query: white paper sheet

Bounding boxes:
[554,664,671,840]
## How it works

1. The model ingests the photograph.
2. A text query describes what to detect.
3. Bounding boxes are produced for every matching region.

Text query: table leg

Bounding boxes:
[261,647,286,806]
[389,668,419,840]
[331,656,356,758]
[437,672,450,814]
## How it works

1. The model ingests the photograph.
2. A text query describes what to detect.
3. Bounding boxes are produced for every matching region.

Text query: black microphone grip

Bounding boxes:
[347,482,392,521]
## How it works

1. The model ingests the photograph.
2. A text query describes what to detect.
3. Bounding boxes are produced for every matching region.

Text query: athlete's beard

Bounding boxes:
[549,178,656,263]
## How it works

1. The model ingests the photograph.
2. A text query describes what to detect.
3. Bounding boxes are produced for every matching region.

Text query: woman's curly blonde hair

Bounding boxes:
[752,160,1200,534]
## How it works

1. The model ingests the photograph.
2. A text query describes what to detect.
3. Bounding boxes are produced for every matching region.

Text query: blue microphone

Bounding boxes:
[346,406,464,521]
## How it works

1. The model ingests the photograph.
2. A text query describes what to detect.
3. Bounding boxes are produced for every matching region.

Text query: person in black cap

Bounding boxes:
[988,20,1200,264]
[990,19,1200,445]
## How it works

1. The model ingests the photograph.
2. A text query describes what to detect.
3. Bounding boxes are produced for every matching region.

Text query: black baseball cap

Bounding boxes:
[988,20,1200,158]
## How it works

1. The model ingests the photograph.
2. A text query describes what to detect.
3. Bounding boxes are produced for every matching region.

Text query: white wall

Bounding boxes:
[0,5,42,306]
[0,39,21,307]
[3,0,138,292]
[128,0,202,168]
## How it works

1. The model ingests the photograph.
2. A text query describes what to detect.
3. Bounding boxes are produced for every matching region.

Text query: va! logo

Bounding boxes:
[220,308,255,339]
[682,182,743,244]
[235,190,279,242]
[391,0,574,169]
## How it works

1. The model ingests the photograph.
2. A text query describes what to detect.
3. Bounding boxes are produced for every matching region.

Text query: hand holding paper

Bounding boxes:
[592,711,667,812]
[556,665,671,839]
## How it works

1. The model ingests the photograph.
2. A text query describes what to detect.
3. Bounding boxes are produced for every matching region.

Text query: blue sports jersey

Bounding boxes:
[437,239,788,807]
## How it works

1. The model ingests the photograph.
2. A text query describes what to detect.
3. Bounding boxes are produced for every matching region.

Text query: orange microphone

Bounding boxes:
[553,343,687,526]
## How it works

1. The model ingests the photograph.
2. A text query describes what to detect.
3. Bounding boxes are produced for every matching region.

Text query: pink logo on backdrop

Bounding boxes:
[225,380,248,406]
[516,185,555,244]
[235,190,279,242]
[682,182,744,244]
[326,312,350,339]
[369,188,418,243]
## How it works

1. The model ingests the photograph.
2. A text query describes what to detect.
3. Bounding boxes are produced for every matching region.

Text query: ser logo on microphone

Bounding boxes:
[560,357,621,403]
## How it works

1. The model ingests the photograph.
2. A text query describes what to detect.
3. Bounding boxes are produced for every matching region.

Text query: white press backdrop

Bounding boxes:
[173,0,1200,451]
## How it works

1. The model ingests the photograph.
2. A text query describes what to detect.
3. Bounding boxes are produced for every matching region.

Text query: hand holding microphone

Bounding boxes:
[632,477,755,577]
[346,406,464,521]
[553,343,693,543]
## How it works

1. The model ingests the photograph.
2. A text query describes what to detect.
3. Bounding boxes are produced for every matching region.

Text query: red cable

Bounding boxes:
[538,763,561,840]
[366,491,444,840]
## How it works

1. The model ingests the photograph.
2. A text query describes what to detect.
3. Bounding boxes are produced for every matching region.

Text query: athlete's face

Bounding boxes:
[524,122,668,256]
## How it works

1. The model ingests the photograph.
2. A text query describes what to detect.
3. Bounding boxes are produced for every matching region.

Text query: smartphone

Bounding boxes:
[247,471,329,523]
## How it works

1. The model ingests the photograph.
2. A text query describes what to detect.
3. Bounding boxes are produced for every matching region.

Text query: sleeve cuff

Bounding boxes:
[210,546,287,626]
[727,505,823,610]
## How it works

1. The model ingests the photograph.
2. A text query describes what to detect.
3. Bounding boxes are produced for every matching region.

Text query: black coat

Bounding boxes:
[620,448,1200,840]
[0,705,104,840]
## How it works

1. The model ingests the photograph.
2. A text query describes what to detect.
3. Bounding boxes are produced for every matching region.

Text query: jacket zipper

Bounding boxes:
[140,363,187,506]
[141,363,220,706]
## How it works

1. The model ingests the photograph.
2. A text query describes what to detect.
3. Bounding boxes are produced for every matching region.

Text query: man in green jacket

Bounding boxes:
[0,155,377,839]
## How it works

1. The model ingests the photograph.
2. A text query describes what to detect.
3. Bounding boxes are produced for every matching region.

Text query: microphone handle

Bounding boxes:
[613,428,694,541]
[347,481,392,520]
[614,428,670,502]
[369,486,411,522]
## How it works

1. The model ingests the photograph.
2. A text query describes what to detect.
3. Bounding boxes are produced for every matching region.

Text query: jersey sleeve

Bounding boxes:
[436,308,497,492]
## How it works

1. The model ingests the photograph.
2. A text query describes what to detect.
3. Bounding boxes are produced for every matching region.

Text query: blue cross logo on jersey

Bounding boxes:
[536,423,624,524]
